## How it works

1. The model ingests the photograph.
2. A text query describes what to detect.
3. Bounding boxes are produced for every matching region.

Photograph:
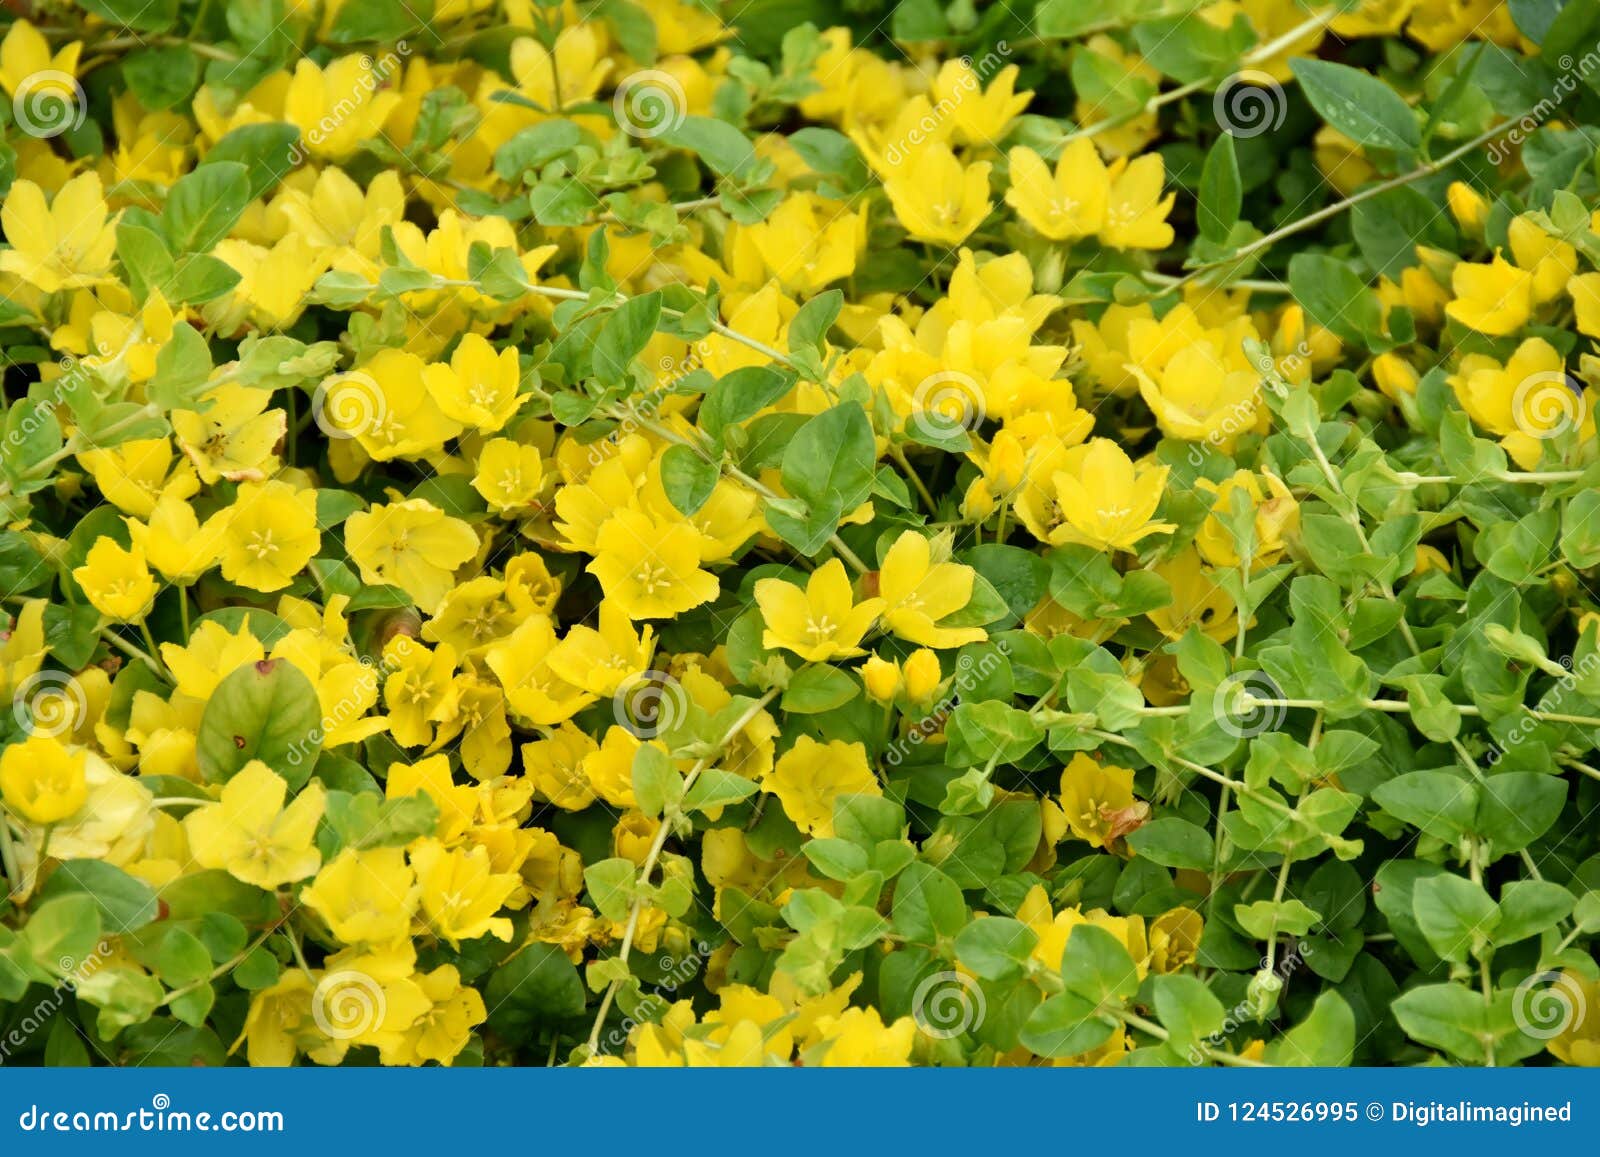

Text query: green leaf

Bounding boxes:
[1059,923,1141,1006]
[78,0,179,33]
[780,402,875,512]
[22,894,103,977]
[1392,982,1488,1062]
[1290,57,1421,153]
[325,0,434,41]
[781,664,859,713]
[1196,133,1241,244]
[1493,880,1573,945]
[1235,898,1321,940]
[36,861,159,934]
[1263,991,1355,1066]
[631,744,681,818]
[320,790,439,852]
[1127,818,1215,870]
[163,162,251,253]
[584,858,639,922]
[658,444,720,516]
[662,116,758,180]
[486,943,586,1035]
[700,366,796,439]
[593,292,662,385]
[1287,253,1386,350]
[155,927,212,987]
[891,862,966,942]
[1412,873,1498,963]
[202,123,301,200]
[682,769,760,812]
[953,918,1037,980]
[195,658,324,788]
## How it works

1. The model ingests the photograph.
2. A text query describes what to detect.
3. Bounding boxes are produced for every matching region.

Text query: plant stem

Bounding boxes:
[585,687,780,1056]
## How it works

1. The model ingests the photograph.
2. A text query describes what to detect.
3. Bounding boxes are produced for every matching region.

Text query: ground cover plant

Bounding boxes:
[0,0,1599,1068]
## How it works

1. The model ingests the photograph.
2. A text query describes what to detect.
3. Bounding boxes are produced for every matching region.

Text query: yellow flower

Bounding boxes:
[0,734,88,824]
[1548,971,1600,1066]
[321,350,464,461]
[1450,337,1594,469]
[283,55,402,160]
[472,438,547,513]
[522,723,599,810]
[387,753,478,844]
[76,438,194,517]
[0,21,81,102]
[861,654,902,702]
[510,24,612,109]
[125,490,228,584]
[1149,907,1203,973]
[301,847,421,946]
[486,614,596,726]
[1371,352,1420,403]
[875,530,986,648]
[882,143,992,246]
[1101,154,1175,250]
[217,480,320,593]
[372,964,487,1067]
[183,760,325,889]
[933,59,1031,147]
[410,837,518,946]
[0,173,118,293]
[233,972,320,1067]
[1508,216,1576,304]
[346,500,480,613]
[383,637,460,749]
[1147,547,1240,644]
[547,603,655,697]
[162,620,264,700]
[755,559,884,662]
[205,235,327,334]
[1059,752,1144,850]
[1446,253,1533,335]
[1446,180,1487,233]
[171,383,287,483]
[1572,271,1600,337]
[764,735,879,837]
[588,508,720,620]
[1046,439,1173,553]
[1134,343,1263,447]
[1005,140,1107,241]
[73,536,158,622]
[1193,470,1299,569]
[423,334,524,433]
[902,647,942,704]
[734,192,862,296]
[809,1006,917,1066]
[273,167,405,274]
